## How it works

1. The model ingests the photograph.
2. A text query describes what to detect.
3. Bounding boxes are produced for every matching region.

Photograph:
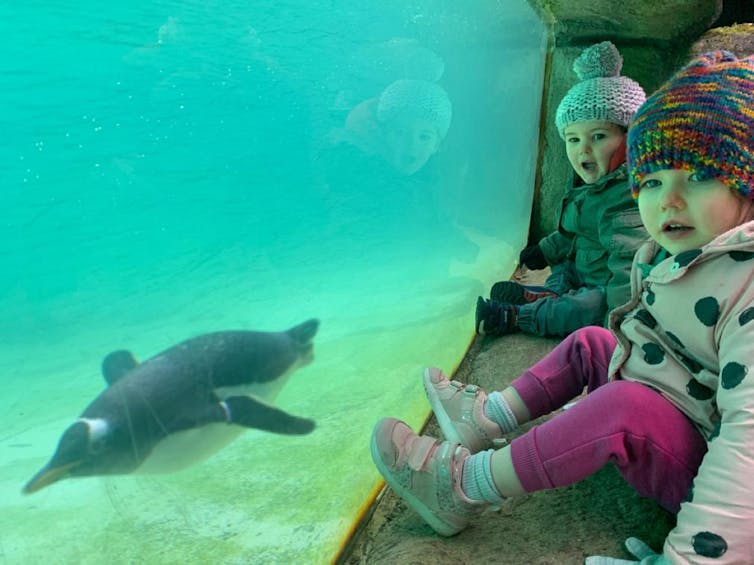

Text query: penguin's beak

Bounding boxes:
[22,461,80,495]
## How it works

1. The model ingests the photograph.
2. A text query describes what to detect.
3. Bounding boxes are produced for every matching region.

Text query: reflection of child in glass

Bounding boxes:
[476,42,649,338]
[371,51,754,563]
[340,79,452,176]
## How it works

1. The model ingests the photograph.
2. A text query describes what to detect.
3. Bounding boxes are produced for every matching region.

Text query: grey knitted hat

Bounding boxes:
[376,79,452,139]
[555,41,646,139]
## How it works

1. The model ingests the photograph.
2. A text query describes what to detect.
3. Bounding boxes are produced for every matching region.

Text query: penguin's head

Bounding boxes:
[23,418,126,494]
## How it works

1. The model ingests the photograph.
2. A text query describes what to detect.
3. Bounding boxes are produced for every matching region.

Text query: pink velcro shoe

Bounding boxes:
[423,367,506,453]
[370,417,485,536]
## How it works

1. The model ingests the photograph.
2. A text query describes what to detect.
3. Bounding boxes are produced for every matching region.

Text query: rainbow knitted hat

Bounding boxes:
[555,41,646,138]
[628,50,754,199]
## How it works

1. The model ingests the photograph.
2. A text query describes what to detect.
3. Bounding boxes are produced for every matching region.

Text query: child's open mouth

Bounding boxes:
[663,223,692,232]
[662,222,694,239]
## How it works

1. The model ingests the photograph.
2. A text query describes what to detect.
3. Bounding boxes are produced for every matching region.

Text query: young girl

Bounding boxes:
[371,51,754,563]
[476,41,648,338]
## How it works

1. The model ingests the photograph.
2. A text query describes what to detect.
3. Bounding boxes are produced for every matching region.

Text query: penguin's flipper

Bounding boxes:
[224,395,315,435]
[101,350,140,385]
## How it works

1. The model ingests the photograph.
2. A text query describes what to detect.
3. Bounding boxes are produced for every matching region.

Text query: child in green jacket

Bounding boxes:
[477,41,649,337]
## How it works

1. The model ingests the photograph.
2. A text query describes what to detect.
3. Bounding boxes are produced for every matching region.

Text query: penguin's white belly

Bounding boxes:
[135,424,245,473]
[214,368,295,403]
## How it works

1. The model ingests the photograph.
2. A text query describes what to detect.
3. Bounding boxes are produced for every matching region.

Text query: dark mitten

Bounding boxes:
[519,244,547,270]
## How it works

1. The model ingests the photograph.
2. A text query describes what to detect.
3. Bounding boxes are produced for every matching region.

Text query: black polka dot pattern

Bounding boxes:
[678,351,703,374]
[709,420,721,441]
[675,248,702,267]
[721,362,747,389]
[739,307,754,326]
[645,287,655,306]
[686,378,714,400]
[692,531,727,558]
[729,250,754,262]
[684,483,695,503]
[624,247,754,562]
[641,343,664,365]
[694,297,720,327]
[634,309,657,329]
[666,331,685,349]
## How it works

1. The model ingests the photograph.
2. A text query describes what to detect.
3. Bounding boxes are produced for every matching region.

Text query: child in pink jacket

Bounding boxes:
[371,51,754,563]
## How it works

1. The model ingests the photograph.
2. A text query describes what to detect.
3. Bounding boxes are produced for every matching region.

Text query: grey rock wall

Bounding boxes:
[527,0,724,241]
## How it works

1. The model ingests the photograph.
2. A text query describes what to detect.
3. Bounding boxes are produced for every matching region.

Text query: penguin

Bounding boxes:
[23,318,319,494]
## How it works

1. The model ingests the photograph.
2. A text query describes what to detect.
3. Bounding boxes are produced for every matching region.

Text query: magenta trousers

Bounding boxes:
[509,326,707,513]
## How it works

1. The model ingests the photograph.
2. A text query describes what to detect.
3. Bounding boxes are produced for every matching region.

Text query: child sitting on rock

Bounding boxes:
[477,41,649,338]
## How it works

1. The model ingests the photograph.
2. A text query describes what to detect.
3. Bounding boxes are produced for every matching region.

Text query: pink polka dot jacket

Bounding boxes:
[608,221,754,563]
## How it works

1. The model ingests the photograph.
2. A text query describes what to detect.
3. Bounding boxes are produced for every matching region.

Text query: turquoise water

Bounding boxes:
[1,2,545,562]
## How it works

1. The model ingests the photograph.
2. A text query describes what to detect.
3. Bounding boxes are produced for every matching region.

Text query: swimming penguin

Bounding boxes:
[23,318,319,494]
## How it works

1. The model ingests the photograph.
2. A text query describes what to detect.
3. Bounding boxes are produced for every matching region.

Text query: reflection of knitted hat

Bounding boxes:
[555,41,646,138]
[376,79,452,139]
[628,51,754,199]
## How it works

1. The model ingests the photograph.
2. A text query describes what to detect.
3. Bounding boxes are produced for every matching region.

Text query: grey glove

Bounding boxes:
[585,537,669,565]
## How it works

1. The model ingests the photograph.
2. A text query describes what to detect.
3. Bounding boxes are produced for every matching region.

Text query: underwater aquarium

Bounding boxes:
[1,1,546,562]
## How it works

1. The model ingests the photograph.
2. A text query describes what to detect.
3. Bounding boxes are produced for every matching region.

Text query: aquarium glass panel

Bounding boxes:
[1,1,546,562]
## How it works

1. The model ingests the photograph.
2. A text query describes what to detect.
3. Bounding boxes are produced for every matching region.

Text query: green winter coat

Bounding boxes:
[537,163,648,312]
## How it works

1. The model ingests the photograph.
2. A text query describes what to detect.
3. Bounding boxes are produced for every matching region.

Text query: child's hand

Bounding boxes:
[519,244,547,270]
[585,537,669,564]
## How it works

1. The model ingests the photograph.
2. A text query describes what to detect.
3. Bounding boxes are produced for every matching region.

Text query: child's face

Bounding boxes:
[637,169,753,255]
[382,116,441,176]
[563,120,626,184]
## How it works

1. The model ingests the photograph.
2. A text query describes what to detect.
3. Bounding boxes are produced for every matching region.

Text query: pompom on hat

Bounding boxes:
[628,50,754,200]
[555,41,647,138]
[376,79,452,139]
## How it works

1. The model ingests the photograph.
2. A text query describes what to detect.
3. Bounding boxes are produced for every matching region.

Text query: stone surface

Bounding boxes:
[539,0,721,44]
[685,22,754,61]
[339,332,675,565]
[528,0,722,241]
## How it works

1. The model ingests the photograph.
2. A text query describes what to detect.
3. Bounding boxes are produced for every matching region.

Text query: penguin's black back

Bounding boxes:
[79,325,314,464]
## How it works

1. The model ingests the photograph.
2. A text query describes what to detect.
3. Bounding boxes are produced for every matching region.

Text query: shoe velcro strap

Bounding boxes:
[407,435,439,471]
